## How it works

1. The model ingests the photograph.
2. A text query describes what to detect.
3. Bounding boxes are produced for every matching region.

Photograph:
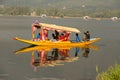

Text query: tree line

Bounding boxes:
[0,6,120,18]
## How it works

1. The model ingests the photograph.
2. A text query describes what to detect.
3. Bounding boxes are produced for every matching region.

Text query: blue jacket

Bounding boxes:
[76,36,81,42]
[36,34,40,38]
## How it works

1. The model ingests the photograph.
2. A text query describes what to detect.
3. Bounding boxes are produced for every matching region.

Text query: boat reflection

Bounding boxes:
[31,48,74,68]
[14,45,99,70]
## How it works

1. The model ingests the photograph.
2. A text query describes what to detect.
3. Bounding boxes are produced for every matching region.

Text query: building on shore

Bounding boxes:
[83,16,90,20]
[31,11,36,16]
[40,14,47,18]
[111,17,118,21]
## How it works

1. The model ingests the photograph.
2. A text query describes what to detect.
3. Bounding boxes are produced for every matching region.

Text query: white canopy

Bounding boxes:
[33,23,80,33]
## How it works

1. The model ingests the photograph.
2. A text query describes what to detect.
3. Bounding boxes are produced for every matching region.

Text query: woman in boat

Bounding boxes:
[40,29,48,41]
[58,32,70,41]
[64,32,70,41]
[58,33,65,41]
[61,31,70,41]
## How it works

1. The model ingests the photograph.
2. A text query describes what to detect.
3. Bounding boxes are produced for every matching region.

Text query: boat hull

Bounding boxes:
[14,37,100,47]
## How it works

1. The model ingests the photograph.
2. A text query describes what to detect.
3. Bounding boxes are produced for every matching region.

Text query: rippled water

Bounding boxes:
[0,16,120,80]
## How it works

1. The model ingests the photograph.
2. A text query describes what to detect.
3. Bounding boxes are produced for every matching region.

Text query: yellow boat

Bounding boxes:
[14,22,100,46]
[14,37,100,46]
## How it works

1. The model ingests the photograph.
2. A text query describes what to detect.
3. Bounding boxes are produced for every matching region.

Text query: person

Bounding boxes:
[64,32,70,41]
[43,29,48,40]
[52,33,56,39]
[55,30,59,40]
[40,29,48,41]
[36,33,40,39]
[33,33,40,41]
[84,31,90,41]
[58,33,64,41]
[34,20,39,24]
[76,33,81,42]
[50,33,57,42]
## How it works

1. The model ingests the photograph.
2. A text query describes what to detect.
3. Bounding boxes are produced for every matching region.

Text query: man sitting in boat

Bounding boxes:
[84,31,90,41]
[71,33,81,42]
[75,33,81,42]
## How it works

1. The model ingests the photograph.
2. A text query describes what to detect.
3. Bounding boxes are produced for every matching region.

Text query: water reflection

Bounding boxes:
[31,48,73,68]
[82,47,90,58]
[14,45,99,71]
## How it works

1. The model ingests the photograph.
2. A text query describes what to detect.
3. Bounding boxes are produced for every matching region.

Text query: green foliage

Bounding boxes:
[96,64,120,80]
[96,65,99,74]
[0,6,120,18]
[2,0,120,9]
[1,0,120,17]
[1,6,30,15]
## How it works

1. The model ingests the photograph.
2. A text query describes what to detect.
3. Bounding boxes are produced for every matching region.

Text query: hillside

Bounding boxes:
[2,0,120,9]
[1,0,120,18]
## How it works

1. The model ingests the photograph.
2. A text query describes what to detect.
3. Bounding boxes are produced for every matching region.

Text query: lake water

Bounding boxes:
[0,16,120,80]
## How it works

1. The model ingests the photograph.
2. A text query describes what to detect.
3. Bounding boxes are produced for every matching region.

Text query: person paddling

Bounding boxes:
[84,31,90,41]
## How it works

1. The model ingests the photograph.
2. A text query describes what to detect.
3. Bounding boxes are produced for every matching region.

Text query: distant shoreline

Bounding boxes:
[0,15,119,21]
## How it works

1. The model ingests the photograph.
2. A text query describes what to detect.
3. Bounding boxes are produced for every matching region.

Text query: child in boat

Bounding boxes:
[36,33,40,39]
[33,33,40,41]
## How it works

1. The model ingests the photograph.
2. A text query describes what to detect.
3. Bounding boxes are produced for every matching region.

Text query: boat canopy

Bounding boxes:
[32,23,80,33]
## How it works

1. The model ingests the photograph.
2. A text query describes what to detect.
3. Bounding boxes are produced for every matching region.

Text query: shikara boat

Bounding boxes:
[14,22,100,46]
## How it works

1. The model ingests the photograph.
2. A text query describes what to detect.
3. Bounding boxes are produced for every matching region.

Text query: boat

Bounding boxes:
[14,37,100,46]
[14,22,100,46]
